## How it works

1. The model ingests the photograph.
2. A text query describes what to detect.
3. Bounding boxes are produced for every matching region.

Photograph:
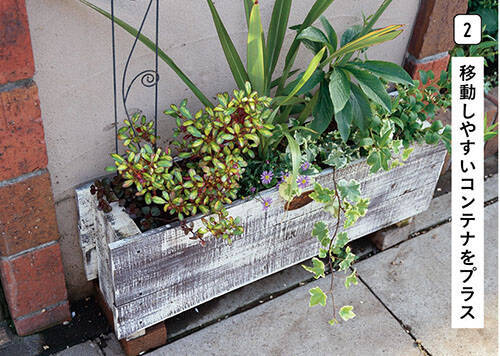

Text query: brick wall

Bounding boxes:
[0,0,70,335]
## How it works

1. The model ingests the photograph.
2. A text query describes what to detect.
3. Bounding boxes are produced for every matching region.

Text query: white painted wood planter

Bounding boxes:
[76,143,446,339]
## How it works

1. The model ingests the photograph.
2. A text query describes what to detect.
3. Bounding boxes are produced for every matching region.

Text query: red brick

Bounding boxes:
[404,54,450,83]
[0,0,35,85]
[0,82,48,181]
[120,323,167,356]
[408,0,468,59]
[0,243,68,319]
[0,171,58,256]
[95,282,167,355]
[13,301,70,336]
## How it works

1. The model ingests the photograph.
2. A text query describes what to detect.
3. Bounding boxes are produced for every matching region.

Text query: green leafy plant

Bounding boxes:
[294,6,413,141]
[107,83,272,242]
[207,0,335,97]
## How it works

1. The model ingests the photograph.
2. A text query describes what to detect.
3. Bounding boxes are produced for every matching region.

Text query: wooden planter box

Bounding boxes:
[76,143,446,339]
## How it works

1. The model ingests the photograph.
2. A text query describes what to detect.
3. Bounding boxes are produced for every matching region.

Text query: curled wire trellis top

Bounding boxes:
[111,0,160,153]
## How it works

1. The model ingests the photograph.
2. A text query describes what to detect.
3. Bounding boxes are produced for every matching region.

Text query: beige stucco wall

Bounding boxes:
[25,0,420,300]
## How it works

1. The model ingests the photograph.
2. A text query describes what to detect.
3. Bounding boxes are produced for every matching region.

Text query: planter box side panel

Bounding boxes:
[76,183,106,281]
[105,143,446,339]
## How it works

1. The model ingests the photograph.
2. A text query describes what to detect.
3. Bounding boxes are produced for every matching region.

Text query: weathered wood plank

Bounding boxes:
[75,182,99,281]
[96,143,445,338]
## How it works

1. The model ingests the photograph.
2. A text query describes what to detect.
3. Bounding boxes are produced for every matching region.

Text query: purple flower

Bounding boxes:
[262,197,272,210]
[301,161,310,171]
[297,175,311,189]
[279,171,290,184]
[260,170,274,185]
[250,187,256,194]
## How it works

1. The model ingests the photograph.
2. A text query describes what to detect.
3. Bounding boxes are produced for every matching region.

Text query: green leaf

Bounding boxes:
[362,0,393,36]
[308,286,327,307]
[283,69,324,96]
[282,129,301,178]
[266,0,292,90]
[337,179,361,203]
[152,196,167,204]
[79,0,213,107]
[187,126,203,138]
[279,174,299,202]
[312,221,330,247]
[206,0,249,90]
[342,65,391,112]
[247,3,266,94]
[302,257,325,279]
[341,24,363,47]
[309,79,334,135]
[472,8,498,35]
[319,16,337,50]
[350,83,372,133]
[352,60,413,85]
[322,25,402,66]
[339,246,356,270]
[278,47,326,105]
[339,305,356,321]
[329,67,351,114]
[309,182,334,204]
[335,100,353,142]
[367,151,382,173]
[345,270,358,288]
[243,0,253,28]
[277,0,335,94]
[333,232,349,253]
[297,26,330,46]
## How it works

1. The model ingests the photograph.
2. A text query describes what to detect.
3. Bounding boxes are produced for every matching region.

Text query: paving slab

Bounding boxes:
[55,340,102,356]
[357,203,498,356]
[152,268,421,355]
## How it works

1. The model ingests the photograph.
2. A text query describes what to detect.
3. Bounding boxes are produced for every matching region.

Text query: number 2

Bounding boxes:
[464,22,472,38]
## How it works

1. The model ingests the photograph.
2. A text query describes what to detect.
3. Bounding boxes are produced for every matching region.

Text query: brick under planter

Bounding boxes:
[0,0,70,336]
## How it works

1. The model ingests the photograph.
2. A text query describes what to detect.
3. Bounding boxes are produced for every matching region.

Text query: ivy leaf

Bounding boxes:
[344,207,359,228]
[323,149,348,169]
[319,248,328,258]
[333,232,349,251]
[309,183,333,204]
[337,179,361,203]
[302,257,326,279]
[355,198,370,217]
[345,269,358,289]
[339,247,356,271]
[308,286,327,307]
[339,305,356,321]
[328,318,339,325]
[323,199,340,218]
[312,222,330,247]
